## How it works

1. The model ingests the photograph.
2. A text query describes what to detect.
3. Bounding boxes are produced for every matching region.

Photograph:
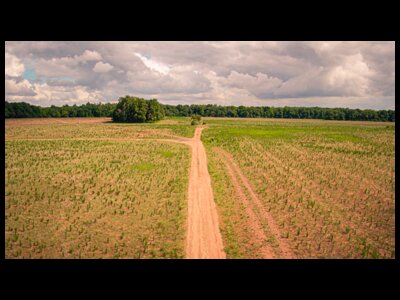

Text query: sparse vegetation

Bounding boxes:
[5,116,395,259]
[203,117,395,258]
[5,119,191,258]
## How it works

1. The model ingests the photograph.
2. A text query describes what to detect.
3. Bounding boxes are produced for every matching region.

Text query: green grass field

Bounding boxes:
[202,118,395,258]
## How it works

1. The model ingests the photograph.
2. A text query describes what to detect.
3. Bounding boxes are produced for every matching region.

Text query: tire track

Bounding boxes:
[215,149,275,258]
[215,147,294,259]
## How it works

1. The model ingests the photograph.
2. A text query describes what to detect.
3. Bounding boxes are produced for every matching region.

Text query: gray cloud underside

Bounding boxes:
[4,41,395,109]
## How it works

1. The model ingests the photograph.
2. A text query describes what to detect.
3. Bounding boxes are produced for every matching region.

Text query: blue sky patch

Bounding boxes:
[23,68,36,82]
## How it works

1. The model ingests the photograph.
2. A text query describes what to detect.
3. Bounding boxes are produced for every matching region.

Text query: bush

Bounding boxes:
[191,114,202,125]
[112,96,165,123]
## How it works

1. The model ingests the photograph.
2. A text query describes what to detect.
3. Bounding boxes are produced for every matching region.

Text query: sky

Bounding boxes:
[5,41,395,109]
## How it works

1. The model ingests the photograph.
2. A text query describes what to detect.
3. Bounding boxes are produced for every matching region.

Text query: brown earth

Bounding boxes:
[157,120,179,124]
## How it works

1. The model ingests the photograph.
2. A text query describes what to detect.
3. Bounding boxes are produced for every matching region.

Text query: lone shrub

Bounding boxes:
[191,114,202,125]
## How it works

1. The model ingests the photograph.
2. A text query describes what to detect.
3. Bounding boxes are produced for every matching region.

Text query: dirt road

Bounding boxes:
[185,127,226,258]
[135,127,226,258]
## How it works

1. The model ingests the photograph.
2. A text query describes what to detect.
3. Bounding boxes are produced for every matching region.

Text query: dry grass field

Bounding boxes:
[5,118,193,258]
[5,117,395,259]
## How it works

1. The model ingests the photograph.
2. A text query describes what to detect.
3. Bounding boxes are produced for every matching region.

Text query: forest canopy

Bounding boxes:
[4,100,396,122]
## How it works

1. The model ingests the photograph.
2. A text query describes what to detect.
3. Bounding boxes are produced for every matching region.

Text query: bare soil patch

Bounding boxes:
[158,120,179,124]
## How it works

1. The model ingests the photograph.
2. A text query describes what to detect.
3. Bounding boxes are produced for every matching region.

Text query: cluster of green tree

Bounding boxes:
[163,104,395,122]
[5,101,117,118]
[5,100,395,122]
[112,96,165,123]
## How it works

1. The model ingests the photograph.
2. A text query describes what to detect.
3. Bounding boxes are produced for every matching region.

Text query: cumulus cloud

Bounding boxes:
[223,71,283,98]
[46,78,77,87]
[4,41,395,109]
[6,82,105,106]
[134,52,170,75]
[93,61,114,73]
[5,52,25,77]
[5,79,36,96]
[124,67,210,95]
[79,50,102,62]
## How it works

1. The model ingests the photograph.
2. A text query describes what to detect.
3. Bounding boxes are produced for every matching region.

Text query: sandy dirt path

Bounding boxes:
[125,127,225,258]
[185,127,226,259]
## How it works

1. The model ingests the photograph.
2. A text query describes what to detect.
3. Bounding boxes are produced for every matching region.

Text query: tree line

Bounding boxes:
[5,101,116,118]
[4,100,395,122]
[163,104,395,122]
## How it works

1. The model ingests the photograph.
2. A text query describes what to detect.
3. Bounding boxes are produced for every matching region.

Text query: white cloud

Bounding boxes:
[5,79,36,96]
[273,68,326,98]
[5,52,25,77]
[78,50,102,62]
[93,61,114,73]
[125,65,211,95]
[33,49,103,78]
[34,58,79,77]
[134,52,170,75]
[325,53,373,96]
[4,41,395,109]
[223,71,283,98]
[6,82,105,106]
